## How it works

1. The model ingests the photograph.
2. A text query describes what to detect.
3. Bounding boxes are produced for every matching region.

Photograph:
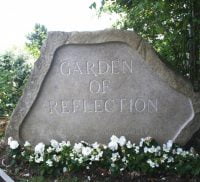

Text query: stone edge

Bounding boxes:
[5,29,200,145]
[0,168,14,182]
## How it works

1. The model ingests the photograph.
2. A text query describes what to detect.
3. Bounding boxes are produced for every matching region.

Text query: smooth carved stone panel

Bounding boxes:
[20,42,194,145]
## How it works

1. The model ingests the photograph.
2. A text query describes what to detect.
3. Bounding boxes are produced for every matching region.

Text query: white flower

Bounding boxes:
[8,137,13,145]
[176,148,183,155]
[155,146,161,152]
[109,135,127,150]
[55,147,63,153]
[110,135,119,143]
[145,146,161,154]
[46,159,53,167]
[144,136,153,142]
[108,141,118,151]
[35,155,44,163]
[21,151,25,156]
[47,147,54,153]
[98,151,103,157]
[157,151,161,157]
[34,143,45,155]
[66,141,71,147]
[163,154,168,160]
[139,138,145,147]
[78,157,83,164]
[29,155,34,162]
[172,149,176,154]
[181,151,189,157]
[135,146,140,154]
[24,141,31,147]
[50,139,59,149]
[147,159,159,168]
[161,159,165,163]
[111,152,120,162]
[63,167,67,173]
[163,144,170,153]
[144,147,148,153]
[156,34,164,40]
[60,141,71,148]
[23,173,30,177]
[92,142,100,149]
[90,155,96,161]
[163,140,173,153]
[122,156,127,163]
[118,136,126,147]
[82,147,93,157]
[167,156,174,163]
[91,151,103,161]
[166,140,173,149]
[190,147,195,154]
[70,152,74,158]
[103,145,107,149]
[73,143,83,153]
[161,154,168,163]
[60,141,67,147]
[53,155,61,162]
[126,141,133,148]
[9,140,19,150]
[149,146,154,153]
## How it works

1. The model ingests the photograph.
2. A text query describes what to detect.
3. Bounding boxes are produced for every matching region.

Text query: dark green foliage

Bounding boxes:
[0,52,31,116]
[93,0,200,84]
[0,24,47,116]
[25,23,47,59]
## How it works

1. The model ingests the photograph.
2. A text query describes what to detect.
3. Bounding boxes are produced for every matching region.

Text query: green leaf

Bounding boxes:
[89,2,96,9]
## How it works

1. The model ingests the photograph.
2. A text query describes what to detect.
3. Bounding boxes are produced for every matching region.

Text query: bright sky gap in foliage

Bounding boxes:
[0,0,114,51]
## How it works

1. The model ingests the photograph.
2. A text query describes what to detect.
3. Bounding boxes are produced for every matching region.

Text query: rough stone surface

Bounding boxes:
[6,30,200,145]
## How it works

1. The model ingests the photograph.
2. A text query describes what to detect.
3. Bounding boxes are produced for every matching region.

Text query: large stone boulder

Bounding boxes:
[6,30,200,145]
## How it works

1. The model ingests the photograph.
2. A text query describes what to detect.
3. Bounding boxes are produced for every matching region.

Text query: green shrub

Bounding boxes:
[0,52,31,116]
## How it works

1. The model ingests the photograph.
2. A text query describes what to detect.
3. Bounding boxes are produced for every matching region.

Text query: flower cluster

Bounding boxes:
[7,136,200,176]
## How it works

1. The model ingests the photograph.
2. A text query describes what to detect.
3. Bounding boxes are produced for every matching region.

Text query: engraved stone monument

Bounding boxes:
[6,30,200,145]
